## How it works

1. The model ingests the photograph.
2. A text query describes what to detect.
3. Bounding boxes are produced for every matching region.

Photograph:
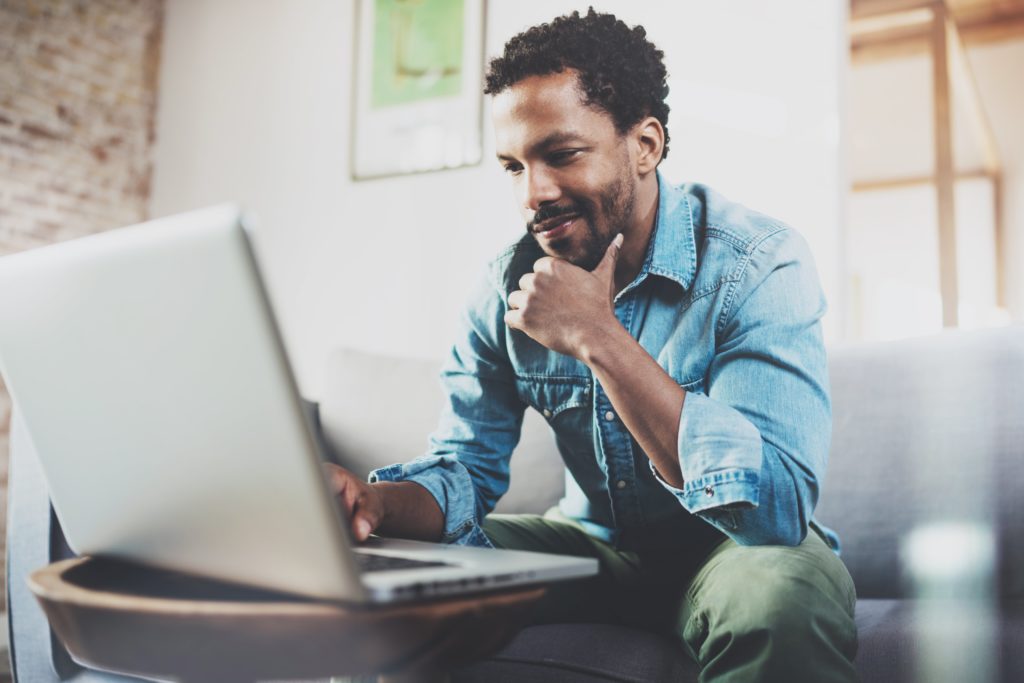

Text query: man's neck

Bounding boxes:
[614,177,660,294]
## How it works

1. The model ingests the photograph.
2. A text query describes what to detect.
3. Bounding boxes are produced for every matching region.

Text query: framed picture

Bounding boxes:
[351,0,486,180]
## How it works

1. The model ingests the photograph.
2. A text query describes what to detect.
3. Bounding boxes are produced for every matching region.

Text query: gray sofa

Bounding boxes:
[7,325,1024,681]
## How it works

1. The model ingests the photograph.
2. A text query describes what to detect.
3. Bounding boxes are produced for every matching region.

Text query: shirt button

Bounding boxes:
[704,486,715,497]
[604,410,616,422]
[542,409,552,418]
[616,480,627,490]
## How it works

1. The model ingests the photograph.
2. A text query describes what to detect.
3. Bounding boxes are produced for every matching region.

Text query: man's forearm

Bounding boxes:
[580,323,687,489]
[373,480,446,542]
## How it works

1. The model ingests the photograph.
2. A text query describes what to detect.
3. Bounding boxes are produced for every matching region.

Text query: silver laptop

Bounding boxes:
[0,205,597,604]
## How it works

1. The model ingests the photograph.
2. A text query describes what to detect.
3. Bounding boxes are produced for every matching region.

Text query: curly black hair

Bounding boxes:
[484,8,670,160]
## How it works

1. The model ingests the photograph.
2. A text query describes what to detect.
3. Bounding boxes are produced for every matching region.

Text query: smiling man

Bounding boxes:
[325,9,858,681]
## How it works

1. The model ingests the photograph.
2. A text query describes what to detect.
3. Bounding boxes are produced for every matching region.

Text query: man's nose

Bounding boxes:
[522,167,561,212]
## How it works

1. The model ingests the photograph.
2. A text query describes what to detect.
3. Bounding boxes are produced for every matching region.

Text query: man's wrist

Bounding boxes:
[577,317,631,368]
[371,480,445,542]
[370,481,397,529]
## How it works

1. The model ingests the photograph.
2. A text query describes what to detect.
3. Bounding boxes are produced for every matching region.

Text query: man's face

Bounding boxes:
[491,70,637,270]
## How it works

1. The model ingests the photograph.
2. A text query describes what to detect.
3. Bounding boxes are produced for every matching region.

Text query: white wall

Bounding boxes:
[151,0,846,398]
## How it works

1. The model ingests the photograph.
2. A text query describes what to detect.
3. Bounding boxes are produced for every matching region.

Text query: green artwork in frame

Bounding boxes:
[351,0,483,179]
[371,0,465,108]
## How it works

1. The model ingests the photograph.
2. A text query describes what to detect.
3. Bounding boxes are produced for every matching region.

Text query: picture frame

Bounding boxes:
[351,0,486,180]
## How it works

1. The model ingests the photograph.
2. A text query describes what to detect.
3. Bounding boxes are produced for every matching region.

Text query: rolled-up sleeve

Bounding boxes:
[650,228,831,546]
[369,267,525,547]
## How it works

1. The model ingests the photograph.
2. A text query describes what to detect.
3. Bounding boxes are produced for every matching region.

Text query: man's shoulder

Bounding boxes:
[680,182,796,257]
[668,181,818,304]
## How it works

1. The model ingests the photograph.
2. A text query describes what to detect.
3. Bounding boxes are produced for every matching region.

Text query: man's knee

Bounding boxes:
[711,563,850,639]
[694,532,855,613]
[683,540,858,681]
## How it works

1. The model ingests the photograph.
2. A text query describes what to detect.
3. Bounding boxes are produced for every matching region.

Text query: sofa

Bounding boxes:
[7,325,1024,682]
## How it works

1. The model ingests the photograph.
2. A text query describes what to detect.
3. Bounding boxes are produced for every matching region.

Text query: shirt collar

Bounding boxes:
[637,171,698,292]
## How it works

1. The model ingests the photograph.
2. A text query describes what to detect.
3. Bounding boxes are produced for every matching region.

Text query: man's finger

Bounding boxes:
[323,463,346,488]
[592,233,623,282]
[533,256,557,274]
[504,309,523,330]
[352,494,374,540]
[339,476,360,514]
[354,516,372,541]
[507,290,527,310]
[324,466,346,497]
[518,272,535,292]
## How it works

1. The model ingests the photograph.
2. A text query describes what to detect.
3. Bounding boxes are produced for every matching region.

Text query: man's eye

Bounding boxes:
[503,163,523,175]
[550,150,580,164]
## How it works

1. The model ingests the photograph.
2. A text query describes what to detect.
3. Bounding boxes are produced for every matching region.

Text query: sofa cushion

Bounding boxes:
[454,600,1024,683]
[854,599,1024,683]
[817,326,1024,599]
[318,348,565,514]
[453,623,697,683]
[853,600,916,683]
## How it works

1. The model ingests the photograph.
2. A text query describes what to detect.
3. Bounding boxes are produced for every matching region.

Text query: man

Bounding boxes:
[325,9,858,681]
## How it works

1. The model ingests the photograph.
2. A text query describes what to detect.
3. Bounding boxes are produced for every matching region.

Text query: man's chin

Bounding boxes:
[530,224,605,269]
[534,238,587,267]
[567,240,611,271]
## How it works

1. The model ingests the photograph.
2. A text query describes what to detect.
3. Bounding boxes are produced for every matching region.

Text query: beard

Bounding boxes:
[526,170,636,271]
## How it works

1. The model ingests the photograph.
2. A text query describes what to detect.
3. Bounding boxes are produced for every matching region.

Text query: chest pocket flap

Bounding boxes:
[515,377,591,419]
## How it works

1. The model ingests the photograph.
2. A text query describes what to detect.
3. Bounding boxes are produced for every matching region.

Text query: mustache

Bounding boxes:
[527,202,587,233]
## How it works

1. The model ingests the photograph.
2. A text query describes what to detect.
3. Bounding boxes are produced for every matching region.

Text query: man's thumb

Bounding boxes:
[594,233,624,280]
[355,516,372,541]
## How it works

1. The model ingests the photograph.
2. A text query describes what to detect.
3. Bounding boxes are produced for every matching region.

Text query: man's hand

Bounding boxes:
[322,463,385,542]
[505,233,624,358]
[321,464,446,543]
[507,232,687,489]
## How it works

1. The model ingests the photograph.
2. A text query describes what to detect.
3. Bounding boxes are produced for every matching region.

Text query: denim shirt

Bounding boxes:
[371,173,837,554]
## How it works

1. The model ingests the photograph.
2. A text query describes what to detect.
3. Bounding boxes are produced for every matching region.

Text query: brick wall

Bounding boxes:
[0,0,164,615]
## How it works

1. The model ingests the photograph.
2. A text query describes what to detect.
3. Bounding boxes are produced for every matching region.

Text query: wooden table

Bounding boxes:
[29,557,545,683]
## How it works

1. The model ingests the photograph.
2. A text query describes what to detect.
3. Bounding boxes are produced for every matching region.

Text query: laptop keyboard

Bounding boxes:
[354,551,453,573]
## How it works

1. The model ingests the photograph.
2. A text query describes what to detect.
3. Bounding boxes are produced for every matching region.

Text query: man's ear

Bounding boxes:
[633,117,665,176]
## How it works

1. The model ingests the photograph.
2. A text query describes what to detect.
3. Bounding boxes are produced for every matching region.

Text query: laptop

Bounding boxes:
[0,205,597,604]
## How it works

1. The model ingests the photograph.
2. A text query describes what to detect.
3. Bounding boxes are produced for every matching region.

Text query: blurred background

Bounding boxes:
[1,0,1021,676]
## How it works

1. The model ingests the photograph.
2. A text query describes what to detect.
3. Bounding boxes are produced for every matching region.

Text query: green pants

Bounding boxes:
[483,510,859,683]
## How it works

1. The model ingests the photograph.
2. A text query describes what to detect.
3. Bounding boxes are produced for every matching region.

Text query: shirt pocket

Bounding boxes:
[515,376,596,478]
[515,376,591,421]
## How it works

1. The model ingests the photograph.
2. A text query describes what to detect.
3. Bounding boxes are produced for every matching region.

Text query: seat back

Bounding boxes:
[817,326,1024,599]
